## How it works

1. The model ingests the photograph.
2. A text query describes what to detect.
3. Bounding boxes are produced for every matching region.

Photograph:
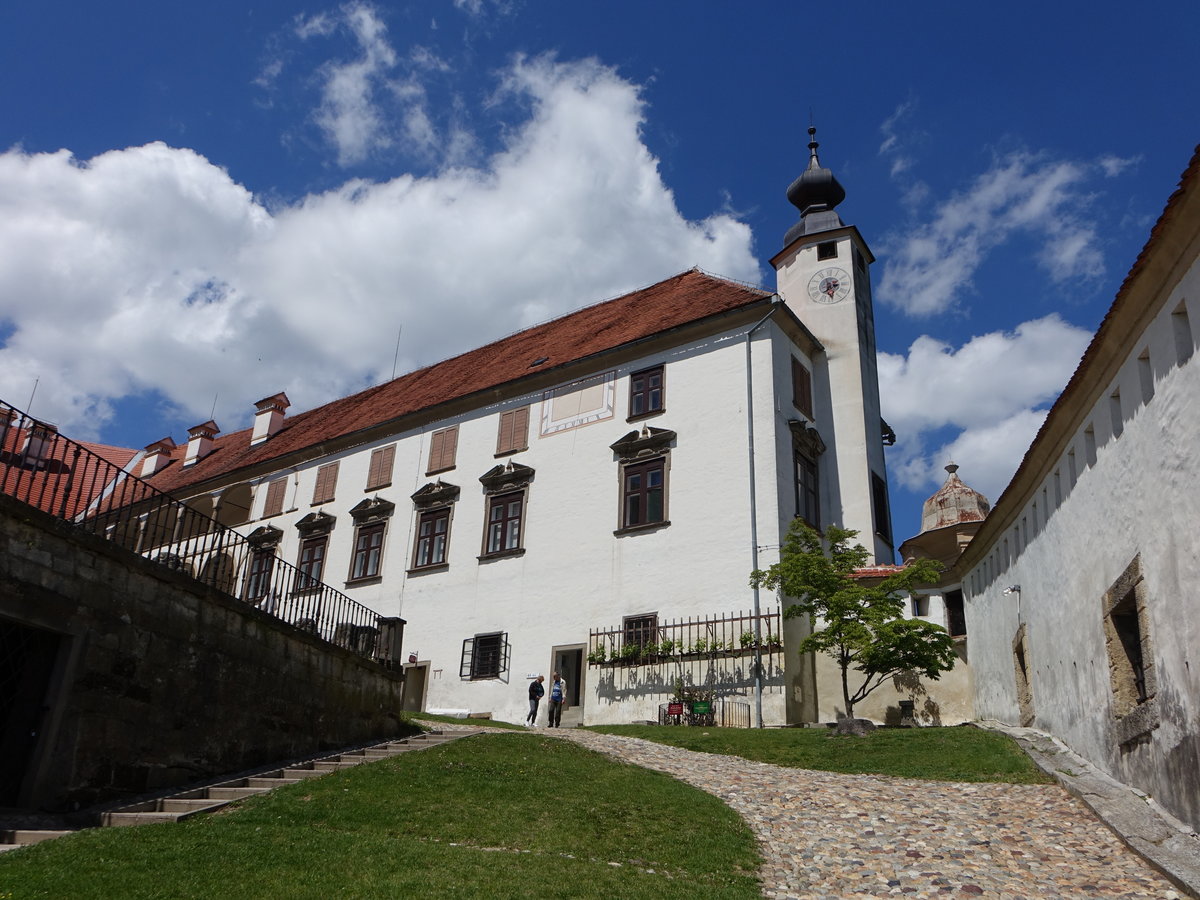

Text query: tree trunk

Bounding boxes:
[841,661,855,720]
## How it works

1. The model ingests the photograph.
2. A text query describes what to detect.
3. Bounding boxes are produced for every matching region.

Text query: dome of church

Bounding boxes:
[921,463,990,533]
[782,127,846,247]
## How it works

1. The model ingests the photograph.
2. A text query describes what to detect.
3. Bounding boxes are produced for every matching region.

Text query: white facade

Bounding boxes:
[959,150,1200,830]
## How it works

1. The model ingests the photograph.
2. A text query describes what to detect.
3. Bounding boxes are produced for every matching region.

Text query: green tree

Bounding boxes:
[751,520,955,722]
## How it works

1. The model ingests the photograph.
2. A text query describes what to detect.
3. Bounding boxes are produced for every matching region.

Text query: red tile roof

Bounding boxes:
[146,269,772,494]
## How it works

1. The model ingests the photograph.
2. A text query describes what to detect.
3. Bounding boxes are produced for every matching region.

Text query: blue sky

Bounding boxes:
[1,1,1196,551]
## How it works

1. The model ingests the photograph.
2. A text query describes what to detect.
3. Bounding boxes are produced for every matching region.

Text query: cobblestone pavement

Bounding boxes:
[547,729,1182,899]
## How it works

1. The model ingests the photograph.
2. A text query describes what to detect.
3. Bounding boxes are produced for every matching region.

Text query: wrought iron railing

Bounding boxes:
[587,607,783,666]
[0,399,391,662]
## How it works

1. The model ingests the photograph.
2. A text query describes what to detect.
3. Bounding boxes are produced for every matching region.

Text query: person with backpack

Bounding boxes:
[526,674,544,727]
[547,671,566,727]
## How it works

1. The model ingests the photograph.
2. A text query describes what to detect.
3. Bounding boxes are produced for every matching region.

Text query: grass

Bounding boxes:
[0,734,760,900]
[587,724,1054,784]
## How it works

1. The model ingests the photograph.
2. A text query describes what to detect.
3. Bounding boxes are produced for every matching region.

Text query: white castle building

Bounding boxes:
[142,130,900,727]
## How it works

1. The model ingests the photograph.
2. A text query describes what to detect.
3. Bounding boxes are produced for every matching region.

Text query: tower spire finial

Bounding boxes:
[807,126,820,167]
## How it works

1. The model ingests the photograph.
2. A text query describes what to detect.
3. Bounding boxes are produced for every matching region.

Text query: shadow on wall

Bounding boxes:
[591,653,786,707]
[882,671,943,726]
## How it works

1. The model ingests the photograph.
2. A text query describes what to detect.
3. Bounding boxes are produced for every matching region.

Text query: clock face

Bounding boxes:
[808,267,851,304]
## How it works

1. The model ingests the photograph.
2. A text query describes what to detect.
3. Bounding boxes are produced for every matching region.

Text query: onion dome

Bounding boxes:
[783,127,847,247]
[920,463,991,533]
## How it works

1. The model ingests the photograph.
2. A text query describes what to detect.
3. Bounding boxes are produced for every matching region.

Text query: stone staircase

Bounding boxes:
[1,730,477,850]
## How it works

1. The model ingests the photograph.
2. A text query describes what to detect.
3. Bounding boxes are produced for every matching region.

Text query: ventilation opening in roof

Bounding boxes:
[530,357,550,368]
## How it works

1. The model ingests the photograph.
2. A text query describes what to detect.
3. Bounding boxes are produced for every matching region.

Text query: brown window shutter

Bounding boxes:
[313,462,339,504]
[792,358,813,420]
[367,445,395,489]
[512,406,529,451]
[427,426,458,474]
[263,478,287,517]
[496,407,529,455]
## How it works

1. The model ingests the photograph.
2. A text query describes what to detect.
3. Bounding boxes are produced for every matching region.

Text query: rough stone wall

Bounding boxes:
[0,493,405,811]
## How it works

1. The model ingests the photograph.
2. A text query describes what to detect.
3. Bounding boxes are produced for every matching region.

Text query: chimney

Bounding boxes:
[251,392,290,446]
[22,420,58,467]
[141,437,177,476]
[183,421,220,467]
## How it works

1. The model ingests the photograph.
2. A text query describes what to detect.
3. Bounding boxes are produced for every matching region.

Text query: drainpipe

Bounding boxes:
[746,295,783,729]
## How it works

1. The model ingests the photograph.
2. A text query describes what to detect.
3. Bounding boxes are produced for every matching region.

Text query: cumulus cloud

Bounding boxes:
[878,315,1092,501]
[878,152,1115,317]
[0,56,758,442]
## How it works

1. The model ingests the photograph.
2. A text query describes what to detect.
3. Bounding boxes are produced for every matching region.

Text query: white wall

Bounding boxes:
[965,263,1200,829]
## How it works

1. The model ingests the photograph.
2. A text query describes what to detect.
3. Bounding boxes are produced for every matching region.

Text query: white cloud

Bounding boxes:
[878,152,1115,317]
[879,315,1091,501]
[878,97,922,181]
[304,2,399,167]
[0,56,759,442]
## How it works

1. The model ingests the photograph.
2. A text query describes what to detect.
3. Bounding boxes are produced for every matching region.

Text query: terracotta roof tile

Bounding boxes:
[147,269,772,494]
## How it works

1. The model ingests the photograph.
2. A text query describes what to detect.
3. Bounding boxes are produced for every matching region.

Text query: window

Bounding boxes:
[1172,300,1194,365]
[312,462,339,505]
[347,497,394,582]
[623,614,658,650]
[485,491,524,555]
[296,536,328,590]
[1138,350,1154,404]
[427,426,458,475]
[495,407,530,456]
[244,548,275,602]
[461,631,509,680]
[1103,556,1159,744]
[366,445,396,490]
[944,589,966,637]
[628,366,664,419]
[871,472,892,545]
[350,523,385,581]
[791,357,813,420]
[622,458,666,528]
[1109,390,1123,439]
[1084,425,1097,468]
[412,508,450,569]
[795,452,819,527]
[262,478,287,518]
[478,463,534,559]
[911,595,929,617]
[817,241,837,260]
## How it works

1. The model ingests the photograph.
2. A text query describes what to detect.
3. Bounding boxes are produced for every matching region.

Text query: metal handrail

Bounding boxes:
[0,399,389,661]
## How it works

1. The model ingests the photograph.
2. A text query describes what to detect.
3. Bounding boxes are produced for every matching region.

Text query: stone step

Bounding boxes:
[205,785,270,801]
[159,798,229,814]
[244,776,304,788]
[0,829,75,847]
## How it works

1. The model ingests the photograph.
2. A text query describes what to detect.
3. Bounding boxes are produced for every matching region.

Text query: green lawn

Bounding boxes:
[0,734,760,900]
[587,724,1053,784]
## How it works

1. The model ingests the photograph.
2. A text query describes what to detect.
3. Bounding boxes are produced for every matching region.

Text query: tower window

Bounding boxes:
[816,241,837,260]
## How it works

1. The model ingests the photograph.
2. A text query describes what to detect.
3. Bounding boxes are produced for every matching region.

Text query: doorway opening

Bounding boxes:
[551,645,585,726]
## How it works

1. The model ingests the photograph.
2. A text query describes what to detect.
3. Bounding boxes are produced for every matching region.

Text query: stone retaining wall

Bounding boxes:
[0,493,405,811]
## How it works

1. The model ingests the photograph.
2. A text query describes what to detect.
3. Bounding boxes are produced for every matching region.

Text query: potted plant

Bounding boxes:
[740,630,755,649]
[587,644,608,665]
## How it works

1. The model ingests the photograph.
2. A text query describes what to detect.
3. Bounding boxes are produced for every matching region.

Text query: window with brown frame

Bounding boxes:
[349,522,385,581]
[484,491,524,556]
[791,357,813,420]
[412,507,451,569]
[795,452,819,528]
[628,365,664,419]
[495,407,529,456]
[622,458,665,528]
[296,535,327,590]
[312,462,339,505]
[817,241,837,260]
[623,614,658,650]
[427,426,458,474]
[366,445,396,490]
[262,477,287,517]
[244,548,275,602]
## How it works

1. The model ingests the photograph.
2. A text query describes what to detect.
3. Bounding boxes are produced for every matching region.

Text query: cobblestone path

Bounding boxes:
[553,729,1181,899]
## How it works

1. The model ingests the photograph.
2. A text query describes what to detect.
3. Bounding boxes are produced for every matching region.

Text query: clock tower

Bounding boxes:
[771,128,893,563]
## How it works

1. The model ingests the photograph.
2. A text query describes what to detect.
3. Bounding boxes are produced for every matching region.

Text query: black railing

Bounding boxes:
[587,608,783,666]
[0,399,392,662]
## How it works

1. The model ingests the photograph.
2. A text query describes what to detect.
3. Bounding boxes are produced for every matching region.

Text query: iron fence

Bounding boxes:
[657,700,751,728]
[587,607,783,666]
[0,399,390,662]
